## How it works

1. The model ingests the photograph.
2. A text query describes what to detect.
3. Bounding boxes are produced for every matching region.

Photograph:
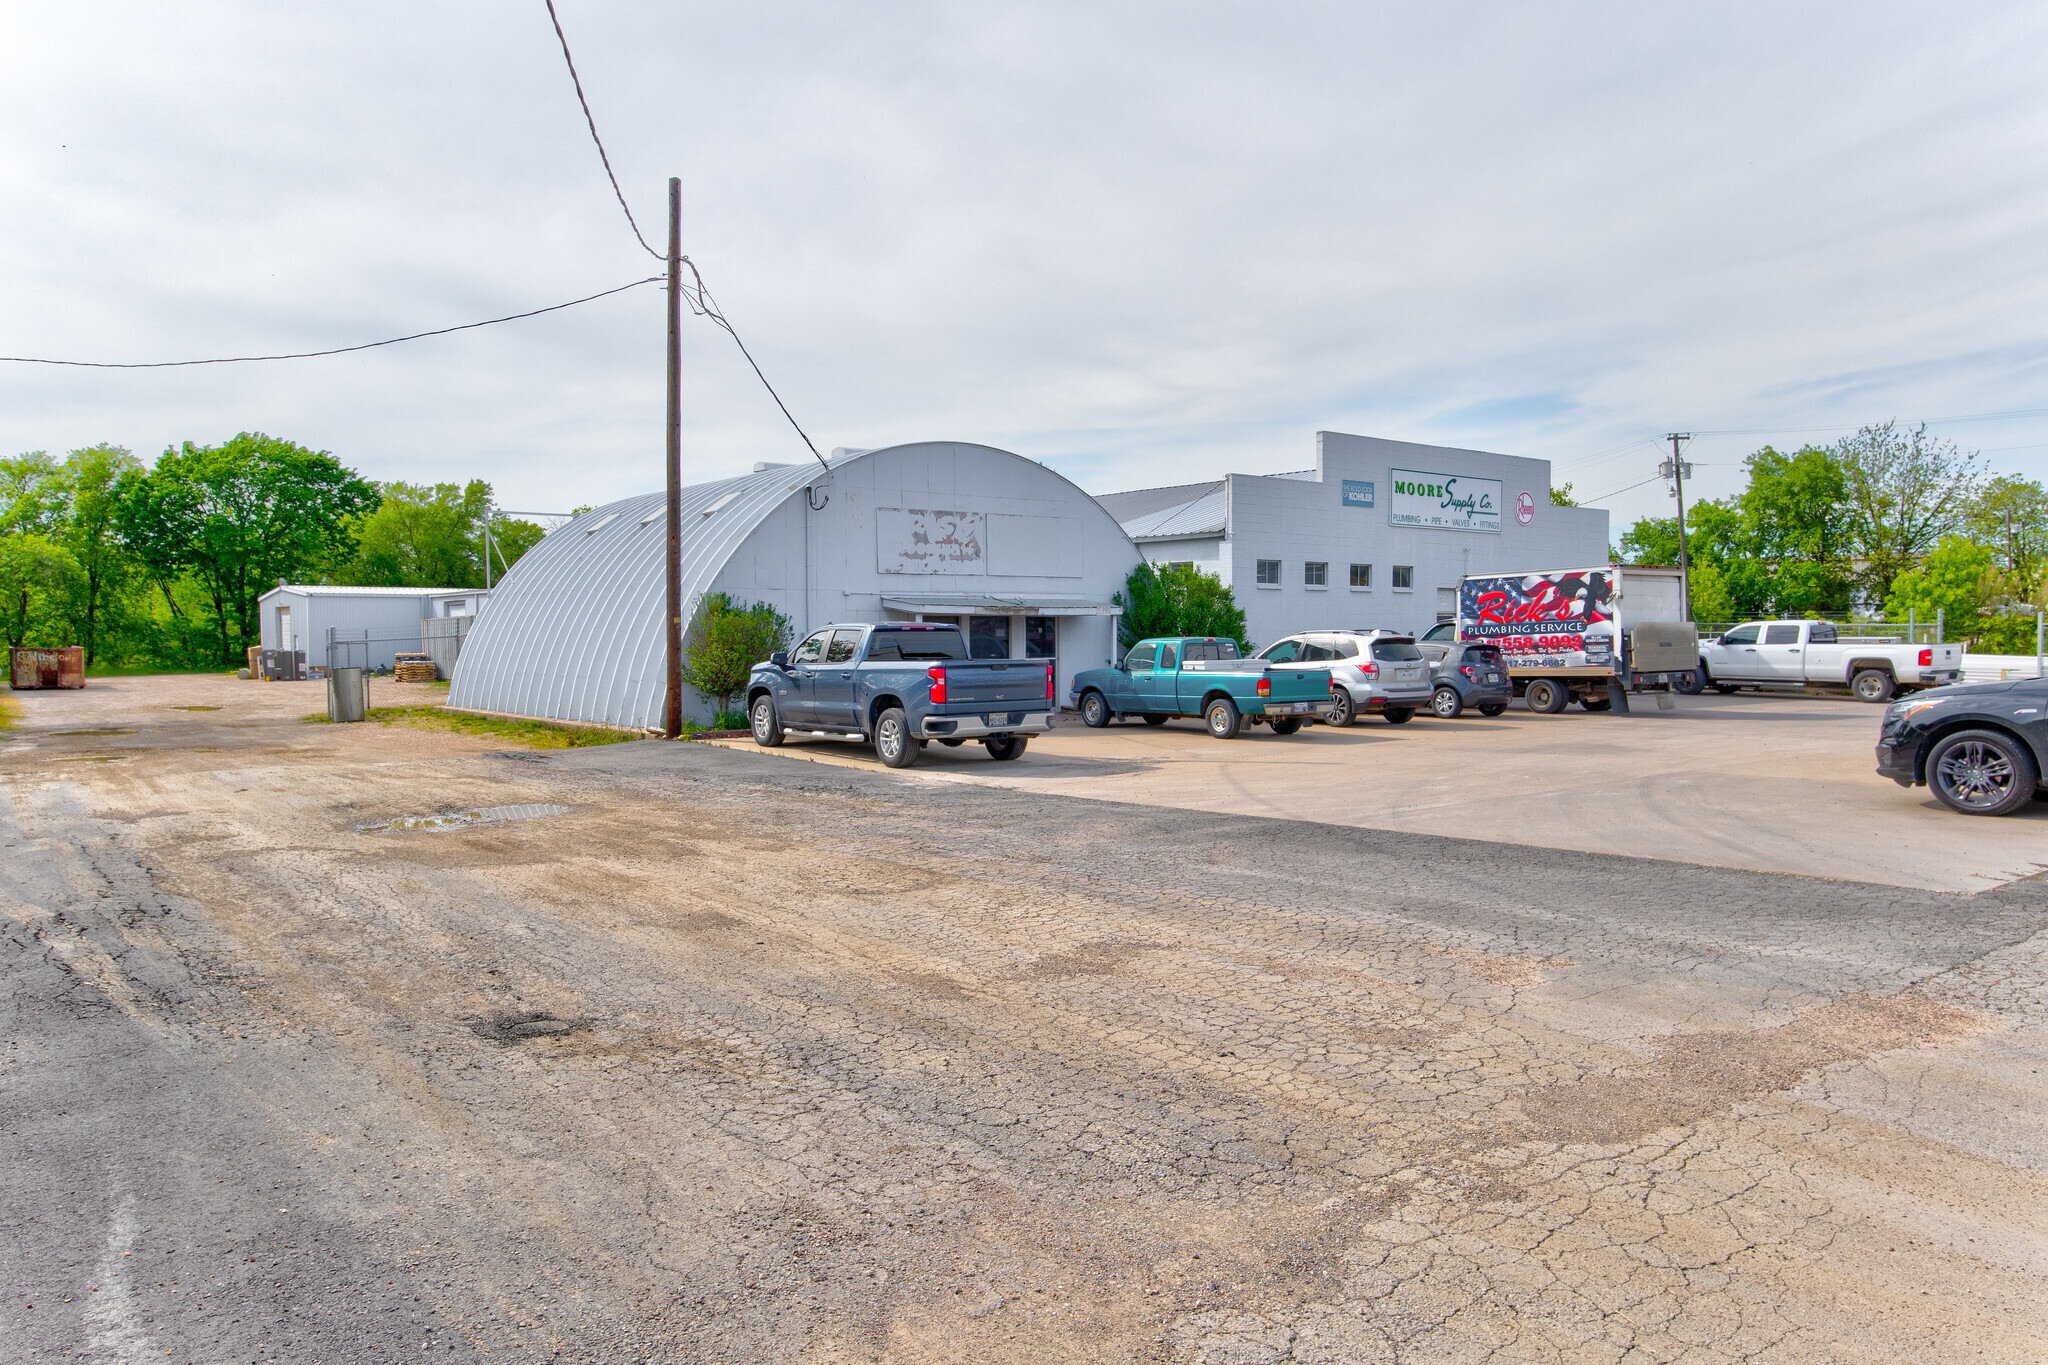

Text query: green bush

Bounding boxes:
[712,708,748,731]
[682,592,793,716]
[1113,562,1250,652]
[1975,612,2044,654]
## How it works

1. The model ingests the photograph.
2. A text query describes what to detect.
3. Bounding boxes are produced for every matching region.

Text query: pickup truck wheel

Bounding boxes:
[984,735,1028,761]
[1525,679,1570,714]
[749,695,784,747]
[1269,717,1303,735]
[1326,688,1355,727]
[1432,686,1463,719]
[1671,669,1705,695]
[1928,729,2038,815]
[1478,703,1508,717]
[1384,708,1415,725]
[1851,668,1896,703]
[1143,713,1169,726]
[1079,690,1111,728]
[1205,696,1242,739]
[874,707,922,768]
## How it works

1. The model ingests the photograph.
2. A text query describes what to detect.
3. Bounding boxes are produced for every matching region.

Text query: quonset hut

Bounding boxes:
[447,441,1140,730]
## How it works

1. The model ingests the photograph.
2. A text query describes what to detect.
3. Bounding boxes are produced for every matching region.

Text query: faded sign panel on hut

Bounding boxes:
[875,507,986,575]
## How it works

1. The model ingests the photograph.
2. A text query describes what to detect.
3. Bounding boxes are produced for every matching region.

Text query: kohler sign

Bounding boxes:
[1387,468,1502,533]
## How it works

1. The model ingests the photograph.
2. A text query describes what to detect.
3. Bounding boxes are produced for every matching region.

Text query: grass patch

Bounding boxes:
[303,703,641,749]
[0,695,17,733]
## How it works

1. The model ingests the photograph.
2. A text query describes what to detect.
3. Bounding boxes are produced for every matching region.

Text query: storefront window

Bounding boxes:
[969,615,1010,659]
[1025,617,1055,658]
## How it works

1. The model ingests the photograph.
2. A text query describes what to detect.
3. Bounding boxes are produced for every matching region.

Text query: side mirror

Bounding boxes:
[769,651,789,670]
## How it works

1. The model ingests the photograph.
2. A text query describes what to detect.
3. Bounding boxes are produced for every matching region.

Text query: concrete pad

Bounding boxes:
[712,691,2048,893]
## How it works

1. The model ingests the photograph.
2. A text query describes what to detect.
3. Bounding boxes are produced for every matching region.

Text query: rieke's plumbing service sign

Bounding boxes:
[1387,468,1502,533]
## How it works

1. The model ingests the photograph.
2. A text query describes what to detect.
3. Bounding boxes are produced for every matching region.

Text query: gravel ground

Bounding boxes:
[4,675,2047,1364]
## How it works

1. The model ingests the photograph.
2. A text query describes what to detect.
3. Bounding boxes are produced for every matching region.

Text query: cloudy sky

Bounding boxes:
[6,3,2047,535]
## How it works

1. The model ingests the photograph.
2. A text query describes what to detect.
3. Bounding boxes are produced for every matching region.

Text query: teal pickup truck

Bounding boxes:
[1067,636,1332,738]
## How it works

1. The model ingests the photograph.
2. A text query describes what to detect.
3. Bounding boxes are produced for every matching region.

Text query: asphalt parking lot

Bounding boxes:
[716,690,2048,893]
[5,675,2047,1364]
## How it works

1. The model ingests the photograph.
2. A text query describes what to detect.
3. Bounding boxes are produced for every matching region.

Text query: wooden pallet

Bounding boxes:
[394,661,441,683]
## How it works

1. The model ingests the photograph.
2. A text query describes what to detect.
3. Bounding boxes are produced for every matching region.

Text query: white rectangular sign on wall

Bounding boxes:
[1387,468,1502,533]
[876,507,986,574]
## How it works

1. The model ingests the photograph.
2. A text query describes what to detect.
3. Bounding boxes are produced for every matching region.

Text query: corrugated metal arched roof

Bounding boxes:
[448,458,833,729]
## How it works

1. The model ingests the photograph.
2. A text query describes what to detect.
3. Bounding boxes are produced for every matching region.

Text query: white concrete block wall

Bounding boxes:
[1202,432,1610,647]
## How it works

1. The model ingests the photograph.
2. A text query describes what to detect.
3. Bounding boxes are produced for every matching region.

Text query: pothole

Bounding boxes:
[469,1011,582,1046]
[359,803,570,833]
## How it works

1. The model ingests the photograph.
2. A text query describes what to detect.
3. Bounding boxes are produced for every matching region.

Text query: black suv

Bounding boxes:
[1874,676,2048,815]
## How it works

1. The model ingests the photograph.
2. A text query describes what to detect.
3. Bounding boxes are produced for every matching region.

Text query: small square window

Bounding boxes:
[1163,560,1194,573]
[1303,561,1328,587]
[1349,563,1371,589]
[1256,559,1281,586]
[1392,565,1414,590]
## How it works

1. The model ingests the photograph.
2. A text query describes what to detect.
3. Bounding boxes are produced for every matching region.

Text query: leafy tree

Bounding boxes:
[1836,422,1983,606]
[1884,535,1995,639]
[0,533,79,648]
[1738,445,1851,565]
[1113,562,1250,651]
[114,433,377,663]
[1549,484,1576,506]
[1976,611,2044,655]
[683,592,793,716]
[342,480,489,587]
[55,444,143,663]
[1965,474,2048,603]
[1,451,67,535]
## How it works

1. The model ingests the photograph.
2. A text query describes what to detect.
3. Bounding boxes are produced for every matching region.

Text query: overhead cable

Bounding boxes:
[0,277,663,368]
[677,256,831,474]
[543,0,662,261]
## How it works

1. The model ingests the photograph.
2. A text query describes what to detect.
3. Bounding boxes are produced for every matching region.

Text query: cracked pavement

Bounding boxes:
[4,674,2047,1363]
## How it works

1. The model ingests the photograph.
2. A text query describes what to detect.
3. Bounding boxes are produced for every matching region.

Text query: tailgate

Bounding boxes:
[935,661,1051,707]
[1264,666,1331,701]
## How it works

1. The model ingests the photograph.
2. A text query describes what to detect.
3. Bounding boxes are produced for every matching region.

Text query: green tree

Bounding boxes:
[0,533,79,648]
[1884,535,1995,639]
[1965,474,2048,603]
[682,592,793,717]
[1113,562,1250,651]
[1549,484,1576,506]
[55,444,144,663]
[341,480,490,587]
[1,451,67,535]
[1738,445,1851,565]
[114,433,377,663]
[1837,422,1983,606]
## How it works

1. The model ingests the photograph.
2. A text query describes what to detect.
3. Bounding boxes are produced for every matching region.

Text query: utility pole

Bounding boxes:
[663,176,683,739]
[1662,433,1693,620]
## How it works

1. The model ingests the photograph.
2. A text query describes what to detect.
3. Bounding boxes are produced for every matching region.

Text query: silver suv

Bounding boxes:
[1255,630,1435,726]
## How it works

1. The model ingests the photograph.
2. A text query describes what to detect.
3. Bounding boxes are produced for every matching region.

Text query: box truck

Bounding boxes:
[1421,564,1698,713]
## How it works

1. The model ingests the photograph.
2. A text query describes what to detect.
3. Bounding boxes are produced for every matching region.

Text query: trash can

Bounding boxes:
[328,667,367,723]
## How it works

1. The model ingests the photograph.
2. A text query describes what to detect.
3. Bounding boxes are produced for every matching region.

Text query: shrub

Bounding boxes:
[682,592,793,716]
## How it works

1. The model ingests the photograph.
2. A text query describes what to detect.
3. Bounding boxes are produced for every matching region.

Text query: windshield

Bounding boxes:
[864,627,968,661]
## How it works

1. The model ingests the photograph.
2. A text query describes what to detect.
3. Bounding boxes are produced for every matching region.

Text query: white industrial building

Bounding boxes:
[257,584,488,672]
[1095,430,1610,646]
[448,442,1139,730]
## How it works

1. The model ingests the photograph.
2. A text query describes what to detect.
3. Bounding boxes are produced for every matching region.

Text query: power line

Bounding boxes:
[543,0,662,261]
[0,277,663,368]
[1581,473,1663,503]
[676,256,830,473]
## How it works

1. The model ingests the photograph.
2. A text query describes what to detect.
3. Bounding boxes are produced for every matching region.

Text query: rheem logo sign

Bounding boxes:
[1387,468,1502,533]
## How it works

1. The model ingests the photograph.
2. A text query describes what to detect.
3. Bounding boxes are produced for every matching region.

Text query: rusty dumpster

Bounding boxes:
[9,646,87,689]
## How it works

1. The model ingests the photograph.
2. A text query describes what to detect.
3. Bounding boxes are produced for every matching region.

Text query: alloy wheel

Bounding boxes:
[1935,740,2016,809]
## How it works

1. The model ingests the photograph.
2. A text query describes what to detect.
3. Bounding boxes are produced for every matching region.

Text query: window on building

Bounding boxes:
[1304,561,1328,587]
[1025,617,1055,658]
[1256,559,1281,586]
[1350,563,1371,588]
[968,615,1010,659]
[1392,565,1414,590]
[1163,561,1194,573]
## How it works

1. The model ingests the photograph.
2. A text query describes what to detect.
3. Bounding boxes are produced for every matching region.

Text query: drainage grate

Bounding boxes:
[469,1011,580,1045]
[360,803,570,833]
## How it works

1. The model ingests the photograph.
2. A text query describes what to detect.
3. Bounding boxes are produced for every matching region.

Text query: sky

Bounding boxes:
[5,3,2048,538]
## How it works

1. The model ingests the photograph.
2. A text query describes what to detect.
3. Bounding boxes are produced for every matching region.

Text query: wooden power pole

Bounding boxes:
[1664,433,1692,620]
[664,176,683,739]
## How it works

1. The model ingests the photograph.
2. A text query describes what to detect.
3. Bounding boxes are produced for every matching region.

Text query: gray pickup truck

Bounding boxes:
[744,622,1054,768]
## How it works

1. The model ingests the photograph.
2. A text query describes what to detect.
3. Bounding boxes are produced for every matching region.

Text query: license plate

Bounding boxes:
[1266,702,1310,715]
[1482,672,1500,683]
[985,712,1023,726]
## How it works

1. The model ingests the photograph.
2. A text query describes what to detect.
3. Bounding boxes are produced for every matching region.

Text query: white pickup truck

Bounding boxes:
[1695,620,1962,702]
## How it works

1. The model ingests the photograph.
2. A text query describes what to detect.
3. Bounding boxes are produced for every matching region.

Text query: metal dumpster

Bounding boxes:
[9,646,86,689]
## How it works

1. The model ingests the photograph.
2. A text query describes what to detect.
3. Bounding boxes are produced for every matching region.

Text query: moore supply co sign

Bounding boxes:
[1388,468,1502,533]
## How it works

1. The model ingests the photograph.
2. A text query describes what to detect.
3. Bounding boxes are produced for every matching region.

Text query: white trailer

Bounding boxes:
[1424,564,1698,713]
